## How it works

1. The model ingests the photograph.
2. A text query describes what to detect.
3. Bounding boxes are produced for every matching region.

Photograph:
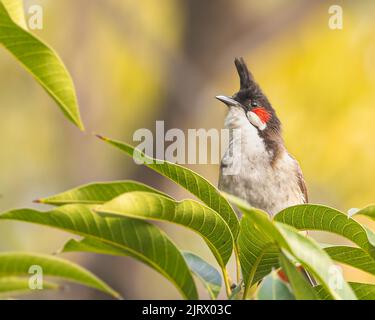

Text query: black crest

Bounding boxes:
[235,57,253,90]
[234,57,263,99]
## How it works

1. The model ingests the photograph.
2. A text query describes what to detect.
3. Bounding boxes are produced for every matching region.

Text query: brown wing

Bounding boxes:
[296,163,308,203]
[289,154,308,203]
[297,169,308,203]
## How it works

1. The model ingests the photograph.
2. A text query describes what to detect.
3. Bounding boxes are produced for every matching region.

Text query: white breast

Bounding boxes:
[219,107,305,216]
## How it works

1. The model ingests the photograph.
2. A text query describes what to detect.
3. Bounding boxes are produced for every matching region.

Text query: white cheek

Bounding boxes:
[247,111,266,130]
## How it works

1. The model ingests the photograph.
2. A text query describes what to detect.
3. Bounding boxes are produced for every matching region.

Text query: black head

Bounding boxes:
[216,57,281,134]
[216,57,284,161]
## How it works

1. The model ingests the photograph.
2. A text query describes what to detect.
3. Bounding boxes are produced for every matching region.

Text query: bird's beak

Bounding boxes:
[215,95,239,107]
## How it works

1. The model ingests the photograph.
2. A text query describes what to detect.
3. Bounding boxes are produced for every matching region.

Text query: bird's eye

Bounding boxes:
[250,101,258,107]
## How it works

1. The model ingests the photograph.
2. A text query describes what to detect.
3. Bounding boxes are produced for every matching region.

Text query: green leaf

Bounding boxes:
[279,252,319,300]
[62,239,222,300]
[316,282,375,300]
[325,246,375,276]
[1,0,26,28]
[228,196,356,300]
[62,237,128,256]
[64,238,210,299]
[0,277,58,297]
[349,283,375,300]
[97,191,234,267]
[256,271,295,300]
[238,213,280,287]
[274,204,375,257]
[37,180,170,205]
[0,205,198,299]
[354,205,375,219]
[0,2,84,130]
[96,135,239,237]
[0,252,119,298]
[183,252,222,300]
[227,194,280,292]
[276,223,356,300]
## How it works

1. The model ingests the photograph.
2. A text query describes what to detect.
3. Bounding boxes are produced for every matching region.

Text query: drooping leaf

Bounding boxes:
[0,2,84,129]
[0,277,58,297]
[64,238,223,299]
[325,246,375,276]
[354,205,375,219]
[354,205,375,243]
[256,271,295,300]
[37,180,169,205]
[227,194,280,294]
[228,195,356,300]
[183,252,222,300]
[279,251,319,300]
[316,282,375,300]
[62,237,128,257]
[0,205,198,299]
[238,213,280,288]
[0,252,119,298]
[274,204,375,257]
[97,191,234,267]
[62,238,222,300]
[1,0,26,28]
[96,135,239,237]
[276,223,356,300]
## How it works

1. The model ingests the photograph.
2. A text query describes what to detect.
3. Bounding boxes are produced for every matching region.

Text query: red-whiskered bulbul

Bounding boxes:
[216,57,315,286]
[216,57,308,217]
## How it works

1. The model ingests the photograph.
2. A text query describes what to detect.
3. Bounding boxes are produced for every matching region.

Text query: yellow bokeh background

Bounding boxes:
[0,0,374,298]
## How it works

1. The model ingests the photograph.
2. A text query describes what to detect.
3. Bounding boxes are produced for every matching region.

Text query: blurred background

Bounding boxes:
[1,0,375,299]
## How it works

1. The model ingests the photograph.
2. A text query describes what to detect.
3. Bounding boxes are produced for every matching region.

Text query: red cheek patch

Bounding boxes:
[251,107,271,123]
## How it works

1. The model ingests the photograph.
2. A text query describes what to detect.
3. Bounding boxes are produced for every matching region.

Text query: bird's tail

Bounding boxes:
[278,266,317,287]
[301,267,317,286]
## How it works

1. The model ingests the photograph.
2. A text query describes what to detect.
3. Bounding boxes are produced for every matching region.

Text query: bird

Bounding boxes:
[216,57,308,217]
[216,57,315,286]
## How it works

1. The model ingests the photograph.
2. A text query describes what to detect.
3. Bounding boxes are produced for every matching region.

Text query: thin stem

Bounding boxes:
[222,267,232,298]
[243,283,249,299]
[234,245,241,284]
[243,283,258,300]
